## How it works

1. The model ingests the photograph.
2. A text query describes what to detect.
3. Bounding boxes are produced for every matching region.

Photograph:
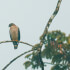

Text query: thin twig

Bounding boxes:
[44,62,54,65]
[2,49,37,70]
[0,40,33,47]
[44,62,67,66]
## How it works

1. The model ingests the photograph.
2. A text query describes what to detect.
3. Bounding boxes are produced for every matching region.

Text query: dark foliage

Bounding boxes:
[24,31,70,70]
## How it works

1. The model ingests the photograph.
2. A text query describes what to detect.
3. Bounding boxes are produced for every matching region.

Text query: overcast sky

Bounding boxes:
[0,0,70,70]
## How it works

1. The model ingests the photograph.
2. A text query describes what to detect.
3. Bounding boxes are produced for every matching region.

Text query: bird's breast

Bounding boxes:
[10,26,18,40]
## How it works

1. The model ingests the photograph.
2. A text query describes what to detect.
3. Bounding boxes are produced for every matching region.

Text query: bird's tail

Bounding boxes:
[14,45,18,49]
[13,42,18,49]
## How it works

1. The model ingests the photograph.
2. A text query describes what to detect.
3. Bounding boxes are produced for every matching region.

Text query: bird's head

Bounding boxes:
[9,23,16,27]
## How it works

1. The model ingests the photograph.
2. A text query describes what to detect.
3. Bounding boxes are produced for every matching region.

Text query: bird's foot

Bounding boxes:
[12,40,18,42]
[15,40,18,41]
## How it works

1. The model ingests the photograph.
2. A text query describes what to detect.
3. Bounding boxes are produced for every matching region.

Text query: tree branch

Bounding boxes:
[41,0,62,40]
[2,48,37,70]
[0,40,33,47]
[44,62,67,66]
[39,0,62,70]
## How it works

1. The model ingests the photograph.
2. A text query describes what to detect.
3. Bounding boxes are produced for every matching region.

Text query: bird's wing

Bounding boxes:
[18,28,20,41]
[9,29,12,40]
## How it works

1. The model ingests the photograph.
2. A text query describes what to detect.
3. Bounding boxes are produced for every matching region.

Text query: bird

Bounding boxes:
[9,23,20,49]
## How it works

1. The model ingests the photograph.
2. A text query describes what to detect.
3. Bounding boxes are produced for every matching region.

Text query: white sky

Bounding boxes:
[0,0,70,70]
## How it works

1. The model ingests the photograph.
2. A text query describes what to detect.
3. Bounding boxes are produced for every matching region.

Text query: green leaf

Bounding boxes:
[24,61,32,69]
[25,53,32,58]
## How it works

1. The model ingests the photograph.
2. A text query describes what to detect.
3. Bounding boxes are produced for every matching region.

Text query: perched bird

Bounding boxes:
[9,23,20,49]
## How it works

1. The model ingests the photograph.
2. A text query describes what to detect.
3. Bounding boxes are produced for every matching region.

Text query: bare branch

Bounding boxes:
[0,40,33,47]
[2,48,37,70]
[44,62,67,66]
[39,0,62,70]
[41,0,62,40]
